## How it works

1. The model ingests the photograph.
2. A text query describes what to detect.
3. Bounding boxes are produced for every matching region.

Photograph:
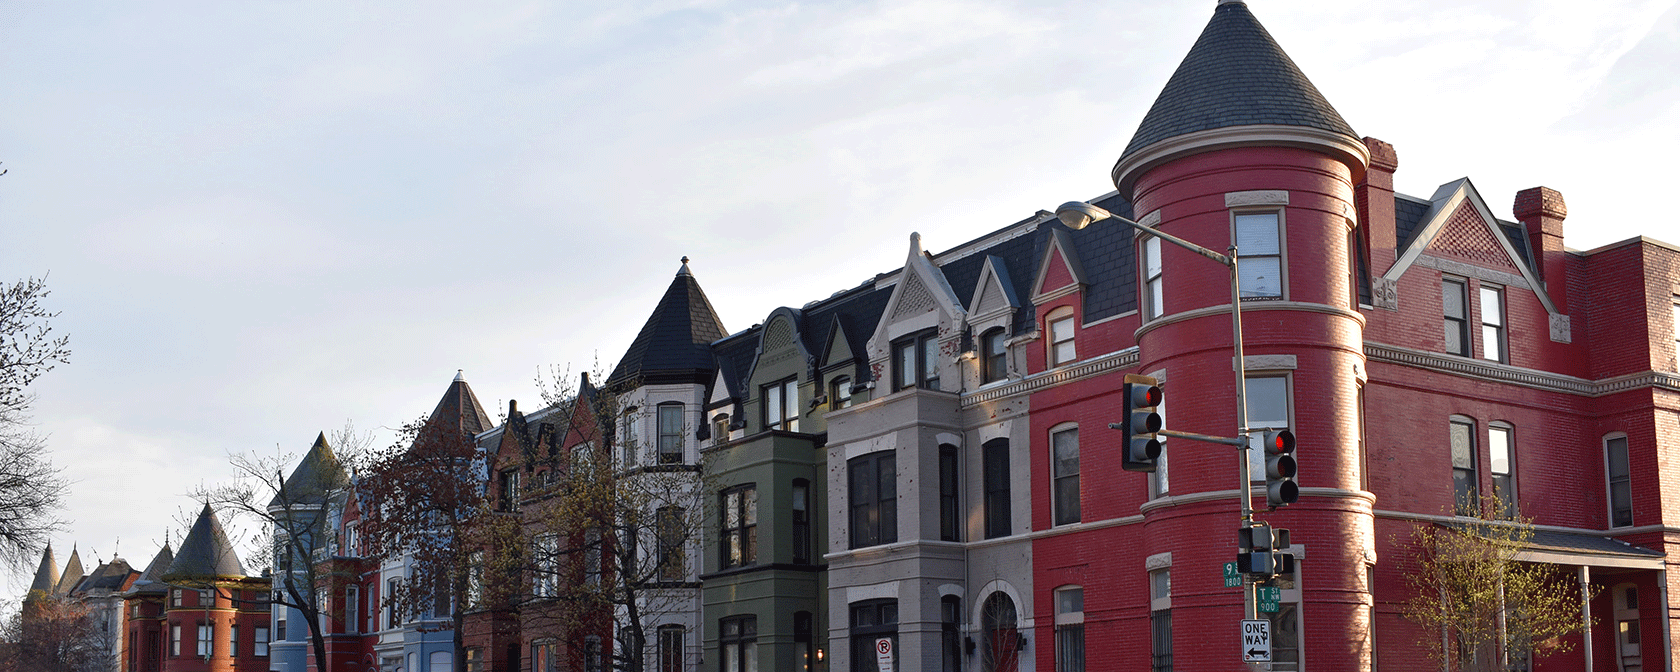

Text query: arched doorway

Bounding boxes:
[981,592,1019,672]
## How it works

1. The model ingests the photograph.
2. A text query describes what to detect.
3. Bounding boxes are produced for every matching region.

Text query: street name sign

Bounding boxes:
[1241,619,1271,663]
[1258,586,1280,612]
[1223,562,1241,588]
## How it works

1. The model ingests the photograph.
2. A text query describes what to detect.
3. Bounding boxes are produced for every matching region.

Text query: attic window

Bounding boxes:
[1048,309,1077,368]
[982,329,1008,383]
[830,376,853,410]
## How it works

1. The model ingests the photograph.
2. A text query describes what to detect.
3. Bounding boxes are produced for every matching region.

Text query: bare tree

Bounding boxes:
[2,593,116,672]
[0,277,70,569]
[1403,498,1591,671]
[195,422,371,672]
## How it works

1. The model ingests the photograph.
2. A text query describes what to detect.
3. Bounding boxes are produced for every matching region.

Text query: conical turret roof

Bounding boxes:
[164,505,245,580]
[1115,1,1360,188]
[608,258,729,387]
[127,543,175,595]
[56,546,84,594]
[270,432,348,508]
[28,544,58,595]
[429,371,494,436]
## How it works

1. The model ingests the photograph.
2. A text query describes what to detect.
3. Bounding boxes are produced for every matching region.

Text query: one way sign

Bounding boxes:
[1241,619,1271,663]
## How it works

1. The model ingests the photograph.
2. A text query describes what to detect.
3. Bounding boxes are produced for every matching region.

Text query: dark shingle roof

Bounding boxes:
[1119,1,1357,164]
[127,544,175,595]
[1527,529,1664,560]
[430,373,494,436]
[270,432,348,508]
[1394,194,1432,250]
[28,544,57,594]
[610,261,730,387]
[164,505,246,580]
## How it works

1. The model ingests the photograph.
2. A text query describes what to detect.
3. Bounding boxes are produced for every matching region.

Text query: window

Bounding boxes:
[980,593,1019,672]
[1351,222,1372,307]
[171,589,182,607]
[464,648,483,672]
[892,331,940,391]
[792,481,812,564]
[983,439,1011,539]
[763,380,799,432]
[712,414,731,442]
[624,411,640,467]
[1606,435,1632,527]
[849,601,897,672]
[1245,376,1290,480]
[197,623,213,657]
[1235,212,1283,298]
[1143,236,1164,319]
[344,585,359,635]
[1488,423,1515,517]
[1479,285,1506,362]
[386,578,399,628]
[938,445,960,542]
[794,612,816,672]
[941,597,962,672]
[657,506,687,580]
[584,528,603,586]
[721,615,758,672]
[658,626,685,672]
[276,606,287,640]
[831,376,853,410]
[1451,418,1478,515]
[1443,278,1469,356]
[1151,388,1169,498]
[848,452,897,549]
[722,486,758,568]
[466,550,484,609]
[583,635,603,672]
[533,533,559,596]
[658,403,684,464]
[1052,427,1080,525]
[533,640,559,672]
[1673,297,1680,370]
[1055,587,1085,672]
[199,589,212,606]
[1151,570,1172,672]
[982,328,1008,383]
[254,626,269,656]
[230,624,238,657]
[170,624,181,657]
[499,469,521,512]
[1048,312,1077,367]
[1357,383,1368,492]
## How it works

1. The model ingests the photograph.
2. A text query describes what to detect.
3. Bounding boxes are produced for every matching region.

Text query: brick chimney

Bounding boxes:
[1514,186,1568,313]
[1355,137,1399,274]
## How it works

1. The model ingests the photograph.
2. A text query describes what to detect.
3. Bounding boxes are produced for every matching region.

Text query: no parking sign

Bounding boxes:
[875,637,894,672]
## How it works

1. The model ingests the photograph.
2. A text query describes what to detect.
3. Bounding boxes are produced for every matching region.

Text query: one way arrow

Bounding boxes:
[1246,648,1267,658]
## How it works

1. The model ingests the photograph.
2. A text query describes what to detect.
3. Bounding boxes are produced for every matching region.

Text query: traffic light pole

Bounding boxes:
[1053,202,1260,621]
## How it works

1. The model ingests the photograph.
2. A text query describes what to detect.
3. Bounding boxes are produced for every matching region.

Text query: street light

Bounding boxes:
[1054,200,1266,621]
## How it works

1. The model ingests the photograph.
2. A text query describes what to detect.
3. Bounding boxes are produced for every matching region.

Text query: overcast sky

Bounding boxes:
[2,0,1677,592]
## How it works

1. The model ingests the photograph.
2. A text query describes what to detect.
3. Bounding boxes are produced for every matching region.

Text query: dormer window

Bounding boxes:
[762,379,799,432]
[981,329,1008,383]
[830,376,853,410]
[892,331,939,391]
[1048,309,1077,368]
[712,414,731,442]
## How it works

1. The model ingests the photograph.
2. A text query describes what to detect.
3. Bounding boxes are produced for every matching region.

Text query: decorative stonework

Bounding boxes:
[1144,552,1173,570]
[763,318,793,350]
[1241,354,1297,370]
[1415,254,1528,289]
[1549,314,1572,343]
[1371,277,1398,311]
[1365,342,1680,396]
[1224,190,1289,207]
[1137,209,1162,229]
[891,272,937,320]
[961,348,1140,407]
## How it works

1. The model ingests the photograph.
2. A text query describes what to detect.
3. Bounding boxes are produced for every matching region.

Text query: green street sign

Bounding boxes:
[1258,586,1281,613]
[1223,562,1241,588]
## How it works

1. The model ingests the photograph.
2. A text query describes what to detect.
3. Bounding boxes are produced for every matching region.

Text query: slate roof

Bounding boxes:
[1119,1,1357,165]
[56,547,84,595]
[28,543,57,594]
[164,505,246,580]
[270,432,348,508]
[1526,529,1664,561]
[1394,194,1432,251]
[609,260,730,387]
[128,544,175,596]
[429,371,495,436]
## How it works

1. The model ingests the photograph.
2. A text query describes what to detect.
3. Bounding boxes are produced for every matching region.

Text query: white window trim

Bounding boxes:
[1050,422,1080,526]
[1604,432,1632,528]
[1232,208,1288,301]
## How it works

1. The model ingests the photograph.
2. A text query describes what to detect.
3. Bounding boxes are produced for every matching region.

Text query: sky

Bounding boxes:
[2,0,1677,593]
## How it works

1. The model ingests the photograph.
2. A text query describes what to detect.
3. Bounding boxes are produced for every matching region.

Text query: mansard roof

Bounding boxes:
[429,371,494,436]
[1119,1,1357,165]
[609,259,730,387]
[270,432,348,508]
[164,505,245,580]
[28,543,57,595]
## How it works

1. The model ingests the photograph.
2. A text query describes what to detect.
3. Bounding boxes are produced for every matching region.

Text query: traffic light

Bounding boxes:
[1119,374,1163,472]
[1237,523,1295,578]
[1263,428,1298,507]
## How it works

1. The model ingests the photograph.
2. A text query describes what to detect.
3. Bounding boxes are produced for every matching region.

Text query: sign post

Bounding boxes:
[1241,619,1272,663]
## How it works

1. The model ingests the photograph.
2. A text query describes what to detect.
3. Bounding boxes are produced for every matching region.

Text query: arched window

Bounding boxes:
[981,592,1019,672]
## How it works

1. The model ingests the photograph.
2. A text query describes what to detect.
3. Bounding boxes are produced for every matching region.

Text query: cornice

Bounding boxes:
[1113,124,1370,198]
[960,348,1139,408]
[1364,342,1680,397]
[1135,301,1366,342]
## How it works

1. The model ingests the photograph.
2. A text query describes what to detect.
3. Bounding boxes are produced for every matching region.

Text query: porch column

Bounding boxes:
[1579,565,1593,672]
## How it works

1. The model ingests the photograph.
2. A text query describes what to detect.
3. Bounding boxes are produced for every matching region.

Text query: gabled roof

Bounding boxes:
[429,371,494,436]
[28,543,58,595]
[271,432,348,508]
[1118,1,1357,166]
[609,259,730,387]
[164,505,246,580]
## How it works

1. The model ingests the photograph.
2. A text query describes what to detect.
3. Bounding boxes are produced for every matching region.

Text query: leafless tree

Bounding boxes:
[0,277,70,569]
